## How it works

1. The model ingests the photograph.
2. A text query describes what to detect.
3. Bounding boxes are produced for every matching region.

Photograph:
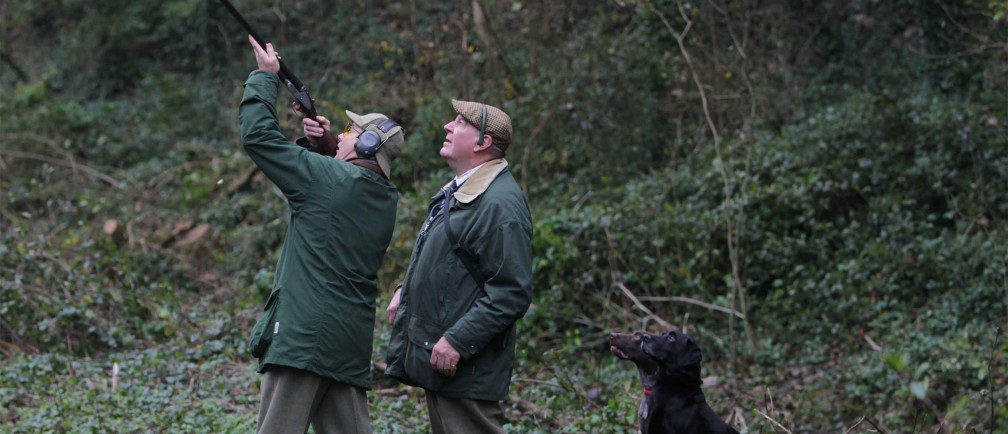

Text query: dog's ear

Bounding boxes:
[668,335,704,387]
[680,335,703,367]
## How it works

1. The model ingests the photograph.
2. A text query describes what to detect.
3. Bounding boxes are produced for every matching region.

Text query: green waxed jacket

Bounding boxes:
[385,159,533,401]
[239,70,398,389]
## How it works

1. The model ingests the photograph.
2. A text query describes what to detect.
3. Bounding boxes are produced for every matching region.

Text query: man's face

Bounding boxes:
[441,114,480,162]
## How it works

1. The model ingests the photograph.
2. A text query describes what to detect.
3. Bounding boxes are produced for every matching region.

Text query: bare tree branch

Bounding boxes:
[616,282,674,330]
[641,0,755,350]
[1,147,124,189]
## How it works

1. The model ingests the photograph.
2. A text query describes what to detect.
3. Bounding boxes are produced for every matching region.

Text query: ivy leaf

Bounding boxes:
[910,379,928,400]
[883,352,907,372]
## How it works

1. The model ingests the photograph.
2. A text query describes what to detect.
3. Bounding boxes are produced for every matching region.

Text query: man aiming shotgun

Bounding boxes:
[219,0,340,156]
[225,1,405,432]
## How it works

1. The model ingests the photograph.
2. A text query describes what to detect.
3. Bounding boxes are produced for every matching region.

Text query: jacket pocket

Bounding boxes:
[403,316,447,390]
[248,289,281,358]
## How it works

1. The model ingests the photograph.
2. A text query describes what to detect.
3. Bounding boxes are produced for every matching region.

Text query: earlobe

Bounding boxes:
[475,135,491,151]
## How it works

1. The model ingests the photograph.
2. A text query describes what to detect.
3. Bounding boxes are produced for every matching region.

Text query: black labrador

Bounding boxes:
[609,330,738,434]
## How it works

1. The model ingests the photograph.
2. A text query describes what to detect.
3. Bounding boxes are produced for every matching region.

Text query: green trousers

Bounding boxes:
[424,390,505,434]
[257,365,372,434]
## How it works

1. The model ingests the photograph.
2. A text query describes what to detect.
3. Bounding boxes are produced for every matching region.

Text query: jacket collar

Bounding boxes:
[452,159,508,204]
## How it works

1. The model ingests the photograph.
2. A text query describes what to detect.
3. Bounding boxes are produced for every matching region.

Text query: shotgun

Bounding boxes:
[219,0,339,156]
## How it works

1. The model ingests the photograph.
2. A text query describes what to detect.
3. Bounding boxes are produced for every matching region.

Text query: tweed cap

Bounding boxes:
[346,110,404,178]
[451,99,512,152]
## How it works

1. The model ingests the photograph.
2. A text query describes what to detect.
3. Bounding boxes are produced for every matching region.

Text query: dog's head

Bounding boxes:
[645,332,701,374]
[609,330,704,387]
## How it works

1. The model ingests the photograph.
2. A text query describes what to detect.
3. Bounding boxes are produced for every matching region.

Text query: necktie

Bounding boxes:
[433,180,456,220]
[417,180,458,251]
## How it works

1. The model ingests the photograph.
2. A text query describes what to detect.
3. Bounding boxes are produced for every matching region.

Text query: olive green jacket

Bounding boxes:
[239,70,398,389]
[385,159,533,400]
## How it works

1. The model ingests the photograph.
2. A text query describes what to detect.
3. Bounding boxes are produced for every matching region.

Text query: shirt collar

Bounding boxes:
[449,162,486,189]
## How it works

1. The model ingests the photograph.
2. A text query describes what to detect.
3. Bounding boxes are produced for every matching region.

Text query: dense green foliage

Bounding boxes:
[2,0,1006,432]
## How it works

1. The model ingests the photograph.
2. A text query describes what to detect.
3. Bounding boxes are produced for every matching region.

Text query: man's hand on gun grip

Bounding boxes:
[302,116,331,146]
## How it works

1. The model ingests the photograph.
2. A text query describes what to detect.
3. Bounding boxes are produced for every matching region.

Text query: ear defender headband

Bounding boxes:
[476,104,488,147]
[355,118,401,158]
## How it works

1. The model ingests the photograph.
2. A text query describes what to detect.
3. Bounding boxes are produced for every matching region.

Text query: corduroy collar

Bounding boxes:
[450,159,508,204]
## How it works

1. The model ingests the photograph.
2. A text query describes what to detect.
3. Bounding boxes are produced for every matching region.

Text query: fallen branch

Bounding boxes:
[508,392,556,426]
[756,409,792,434]
[0,315,34,354]
[373,385,423,397]
[227,166,260,195]
[638,295,746,320]
[2,148,124,189]
[845,415,891,434]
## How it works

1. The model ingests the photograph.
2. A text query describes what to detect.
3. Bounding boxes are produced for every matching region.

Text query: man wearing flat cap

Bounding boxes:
[384,100,533,433]
[240,37,403,433]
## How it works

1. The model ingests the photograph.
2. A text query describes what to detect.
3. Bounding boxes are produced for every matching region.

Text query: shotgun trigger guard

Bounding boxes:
[284,80,315,118]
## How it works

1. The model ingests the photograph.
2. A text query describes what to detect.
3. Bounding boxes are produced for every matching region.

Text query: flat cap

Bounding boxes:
[451,99,512,152]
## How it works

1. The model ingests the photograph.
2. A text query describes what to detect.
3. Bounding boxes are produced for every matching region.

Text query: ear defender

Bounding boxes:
[478,104,487,147]
[355,118,401,157]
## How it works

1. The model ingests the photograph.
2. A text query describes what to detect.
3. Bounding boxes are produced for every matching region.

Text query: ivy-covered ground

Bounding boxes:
[2,0,1006,432]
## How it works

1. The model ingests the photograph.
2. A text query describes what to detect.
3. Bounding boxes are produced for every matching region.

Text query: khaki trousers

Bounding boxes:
[257,365,372,434]
[424,390,505,434]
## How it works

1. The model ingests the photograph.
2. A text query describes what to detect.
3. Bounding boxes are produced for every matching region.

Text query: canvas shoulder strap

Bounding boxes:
[442,192,486,290]
[443,187,515,349]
